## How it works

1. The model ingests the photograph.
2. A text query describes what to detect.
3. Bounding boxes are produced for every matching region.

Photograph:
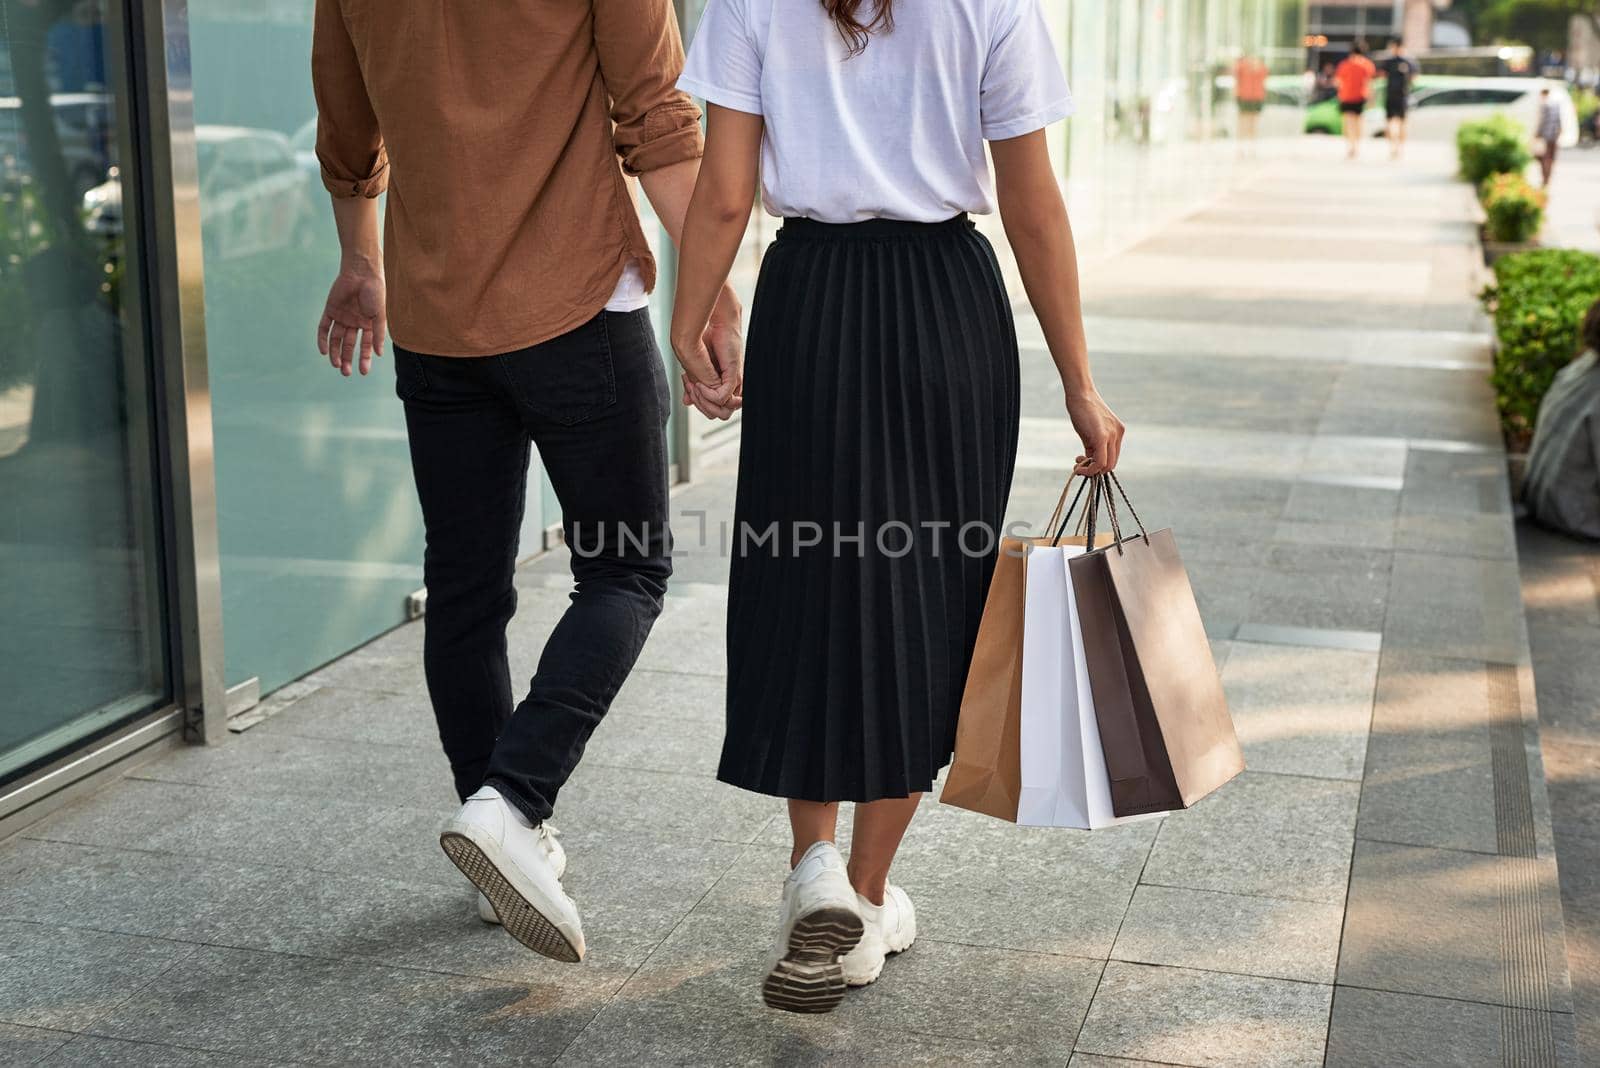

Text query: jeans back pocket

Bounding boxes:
[498,312,617,426]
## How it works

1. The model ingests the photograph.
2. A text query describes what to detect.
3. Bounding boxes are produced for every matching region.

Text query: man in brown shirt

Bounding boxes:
[311,0,742,963]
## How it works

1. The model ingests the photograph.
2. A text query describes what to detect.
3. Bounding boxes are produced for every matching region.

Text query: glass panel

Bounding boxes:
[187,2,544,694]
[0,0,170,780]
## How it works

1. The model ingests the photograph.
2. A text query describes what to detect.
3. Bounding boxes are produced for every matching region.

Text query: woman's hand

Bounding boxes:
[1067,388,1125,475]
[671,282,744,420]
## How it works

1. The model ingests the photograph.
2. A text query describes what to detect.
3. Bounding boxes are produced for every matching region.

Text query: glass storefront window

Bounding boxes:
[0,0,170,781]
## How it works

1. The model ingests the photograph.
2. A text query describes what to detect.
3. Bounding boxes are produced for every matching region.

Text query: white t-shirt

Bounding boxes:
[605,260,649,312]
[678,0,1073,224]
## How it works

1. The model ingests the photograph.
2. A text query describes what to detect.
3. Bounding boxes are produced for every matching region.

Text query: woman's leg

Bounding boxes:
[847,794,922,904]
[788,800,840,868]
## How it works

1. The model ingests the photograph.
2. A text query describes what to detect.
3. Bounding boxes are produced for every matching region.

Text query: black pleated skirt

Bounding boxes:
[718,215,1021,803]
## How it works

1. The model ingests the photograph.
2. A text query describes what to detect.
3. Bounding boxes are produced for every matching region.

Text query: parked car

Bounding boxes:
[1305,75,1579,147]
[83,125,318,259]
[0,92,116,195]
[1407,79,1579,148]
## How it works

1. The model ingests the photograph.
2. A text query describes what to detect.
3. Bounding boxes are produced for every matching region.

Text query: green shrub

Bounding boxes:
[1479,172,1546,243]
[1457,114,1532,185]
[1479,249,1600,443]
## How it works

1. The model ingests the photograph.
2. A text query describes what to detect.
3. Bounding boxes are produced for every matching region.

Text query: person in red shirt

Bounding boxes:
[1335,39,1378,159]
[1234,53,1270,146]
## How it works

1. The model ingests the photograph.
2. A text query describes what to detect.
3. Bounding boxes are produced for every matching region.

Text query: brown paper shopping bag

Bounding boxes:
[940,537,1028,821]
[1068,474,1244,817]
[942,477,1113,822]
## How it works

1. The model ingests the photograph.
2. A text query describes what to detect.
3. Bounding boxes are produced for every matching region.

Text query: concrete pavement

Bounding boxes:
[0,141,1578,1066]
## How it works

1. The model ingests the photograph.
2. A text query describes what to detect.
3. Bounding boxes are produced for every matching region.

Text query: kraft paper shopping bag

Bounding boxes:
[1069,474,1245,816]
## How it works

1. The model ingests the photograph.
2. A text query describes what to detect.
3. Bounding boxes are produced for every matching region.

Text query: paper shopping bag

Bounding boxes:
[942,523,1117,823]
[940,537,1028,821]
[1068,477,1244,816]
[1018,543,1169,829]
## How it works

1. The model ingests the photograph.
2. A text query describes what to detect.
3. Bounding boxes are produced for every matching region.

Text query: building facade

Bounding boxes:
[0,0,1302,828]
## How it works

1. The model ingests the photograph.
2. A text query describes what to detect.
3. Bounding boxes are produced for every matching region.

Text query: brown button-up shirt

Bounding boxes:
[312,0,703,357]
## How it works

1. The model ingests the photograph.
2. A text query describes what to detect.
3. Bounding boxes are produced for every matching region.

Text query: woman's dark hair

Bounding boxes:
[824,0,893,56]
[1582,298,1600,356]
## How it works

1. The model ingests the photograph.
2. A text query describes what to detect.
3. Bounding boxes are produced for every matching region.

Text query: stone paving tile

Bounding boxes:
[608,668,729,725]
[1220,642,1377,781]
[1140,772,1359,905]
[1356,651,1499,854]
[1271,516,1398,552]
[25,774,450,880]
[556,995,1035,1067]
[1338,839,1540,1010]
[1394,512,1516,560]
[1074,962,1331,1068]
[1070,1056,1190,1068]
[1383,551,1525,664]
[39,1034,290,1067]
[894,802,1158,958]
[1243,566,1389,635]
[557,761,775,844]
[0,1022,71,1066]
[250,684,435,748]
[1324,986,1577,1068]
[827,939,1101,1053]
[0,921,195,1033]
[1111,885,1343,985]
[1281,482,1400,524]
[129,728,454,809]
[87,945,599,1067]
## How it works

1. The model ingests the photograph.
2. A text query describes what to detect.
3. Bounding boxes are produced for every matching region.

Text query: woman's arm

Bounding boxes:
[990,130,1125,475]
[670,104,765,420]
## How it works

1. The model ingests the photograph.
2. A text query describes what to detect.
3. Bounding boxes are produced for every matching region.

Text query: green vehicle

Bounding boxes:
[1304,74,1445,135]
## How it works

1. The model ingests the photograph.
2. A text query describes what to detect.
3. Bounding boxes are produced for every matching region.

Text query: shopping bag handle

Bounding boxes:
[1054,472,1150,554]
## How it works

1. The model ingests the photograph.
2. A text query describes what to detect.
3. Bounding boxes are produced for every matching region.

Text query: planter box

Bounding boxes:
[1480,228,1541,266]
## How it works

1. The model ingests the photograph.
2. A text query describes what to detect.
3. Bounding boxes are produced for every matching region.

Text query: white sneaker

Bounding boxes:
[477,822,565,924]
[840,884,917,986]
[440,787,584,961]
[760,842,864,1014]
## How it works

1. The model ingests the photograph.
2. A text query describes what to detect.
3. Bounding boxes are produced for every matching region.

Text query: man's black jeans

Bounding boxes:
[394,308,671,825]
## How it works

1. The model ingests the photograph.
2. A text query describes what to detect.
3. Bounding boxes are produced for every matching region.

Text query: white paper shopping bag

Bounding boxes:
[1018,544,1164,830]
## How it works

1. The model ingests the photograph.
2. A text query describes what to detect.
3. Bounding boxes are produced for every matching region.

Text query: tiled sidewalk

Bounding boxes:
[0,143,1576,1066]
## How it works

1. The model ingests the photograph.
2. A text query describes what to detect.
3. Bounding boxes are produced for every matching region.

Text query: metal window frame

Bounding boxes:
[0,0,226,831]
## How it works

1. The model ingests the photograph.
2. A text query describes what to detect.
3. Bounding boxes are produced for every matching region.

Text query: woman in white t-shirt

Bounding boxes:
[669,0,1123,1012]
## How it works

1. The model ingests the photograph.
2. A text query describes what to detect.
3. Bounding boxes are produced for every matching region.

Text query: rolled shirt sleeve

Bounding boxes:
[594,0,704,175]
[311,0,389,198]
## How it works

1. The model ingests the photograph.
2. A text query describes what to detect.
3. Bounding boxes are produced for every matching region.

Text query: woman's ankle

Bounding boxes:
[847,863,887,905]
[789,837,835,869]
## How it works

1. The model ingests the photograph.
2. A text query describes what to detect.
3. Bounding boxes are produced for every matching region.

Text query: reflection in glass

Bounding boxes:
[0,0,169,781]
[189,4,430,694]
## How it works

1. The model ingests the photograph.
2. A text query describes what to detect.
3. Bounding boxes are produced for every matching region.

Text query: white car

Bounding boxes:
[1405,77,1579,148]
[83,125,317,259]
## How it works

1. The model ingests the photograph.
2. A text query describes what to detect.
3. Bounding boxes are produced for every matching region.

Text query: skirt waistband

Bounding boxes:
[777,214,973,242]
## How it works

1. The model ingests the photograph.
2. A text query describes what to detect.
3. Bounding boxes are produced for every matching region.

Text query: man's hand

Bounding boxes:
[1067,388,1126,476]
[673,282,744,421]
[317,263,387,377]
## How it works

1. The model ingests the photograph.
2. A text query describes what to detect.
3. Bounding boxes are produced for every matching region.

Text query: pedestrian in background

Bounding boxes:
[1234,52,1270,150]
[1536,87,1562,187]
[670,0,1124,1014]
[1336,40,1377,160]
[1382,38,1417,159]
[310,0,744,964]
[1313,60,1338,104]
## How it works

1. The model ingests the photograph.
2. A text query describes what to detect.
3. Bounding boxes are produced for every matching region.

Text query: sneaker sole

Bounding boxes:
[762,905,864,1014]
[440,830,582,963]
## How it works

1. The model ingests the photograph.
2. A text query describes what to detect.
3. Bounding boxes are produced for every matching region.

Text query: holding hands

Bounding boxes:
[672,281,745,421]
